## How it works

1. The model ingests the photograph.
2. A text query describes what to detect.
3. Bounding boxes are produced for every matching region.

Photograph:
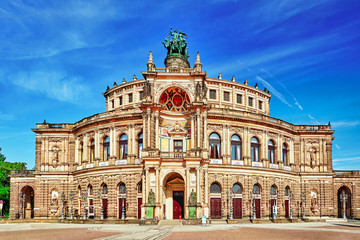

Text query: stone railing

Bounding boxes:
[11,170,35,177]
[160,152,187,159]
[334,170,359,176]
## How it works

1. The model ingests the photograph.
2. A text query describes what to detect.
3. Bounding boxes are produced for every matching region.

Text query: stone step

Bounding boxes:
[210,219,227,224]
[158,219,183,225]
[325,218,348,223]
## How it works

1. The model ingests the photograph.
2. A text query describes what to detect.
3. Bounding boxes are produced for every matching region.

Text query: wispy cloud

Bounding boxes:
[308,114,320,125]
[335,144,341,150]
[333,157,360,163]
[278,82,303,111]
[256,76,292,107]
[332,121,360,128]
[0,111,15,121]
[9,69,90,103]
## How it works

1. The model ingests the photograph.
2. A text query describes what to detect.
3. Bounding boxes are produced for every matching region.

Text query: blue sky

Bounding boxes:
[0,0,359,170]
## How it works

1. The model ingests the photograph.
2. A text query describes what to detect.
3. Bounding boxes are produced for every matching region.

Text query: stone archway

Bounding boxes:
[338,186,351,218]
[163,172,185,219]
[21,186,34,219]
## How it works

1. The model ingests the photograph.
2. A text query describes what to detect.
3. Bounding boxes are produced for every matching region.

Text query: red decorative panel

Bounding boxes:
[159,87,191,112]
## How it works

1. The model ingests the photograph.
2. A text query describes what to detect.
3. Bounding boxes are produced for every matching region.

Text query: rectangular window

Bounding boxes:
[128,93,133,103]
[236,94,242,104]
[210,90,216,100]
[259,100,263,110]
[119,96,123,105]
[111,100,114,108]
[248,97,253,107]
[223,91,230,101]
[139,91,144,100]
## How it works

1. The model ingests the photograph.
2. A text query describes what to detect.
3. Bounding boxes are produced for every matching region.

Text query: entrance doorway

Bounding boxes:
[254,199,261,219]
[102,199,108,219]
[173,191,184,219]
[285,200,289,218]
[163,172,185,219]
[233,198,242,219]
[21,186,34,219]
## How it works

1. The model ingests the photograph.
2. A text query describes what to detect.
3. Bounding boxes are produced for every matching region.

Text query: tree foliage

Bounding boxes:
[0,147,27,217]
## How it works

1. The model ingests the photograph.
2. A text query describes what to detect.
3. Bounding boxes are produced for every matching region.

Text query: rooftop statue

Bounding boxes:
[163,28,189,59]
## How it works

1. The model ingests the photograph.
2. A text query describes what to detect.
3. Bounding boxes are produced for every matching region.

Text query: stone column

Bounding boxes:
[143,113,147,148]
[204,169,209,217]
[110,127,115,157]
[142,171,146,218]
[203,112,208,148]
[75,138,79,164]
[155,111,159,149]
[197,108,201,148]
[191,116,195,149]
[147,110,151,148]
[185,168,190,218]
[83,135,88,163]
[155,167,160,217]
[95,131,100,159]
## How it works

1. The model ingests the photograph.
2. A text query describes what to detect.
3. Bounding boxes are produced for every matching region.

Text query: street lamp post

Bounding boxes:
[300,191,306,220]
[61,191,65,220]
[251,191,256,220]
[340,191,348,219]
[18,193,24,219]
[272,193,278,220]
[81,189,87,220]
[98,191,104,220]
[229,188,233,220]
[289,191,294,220]
[69,190,74,220]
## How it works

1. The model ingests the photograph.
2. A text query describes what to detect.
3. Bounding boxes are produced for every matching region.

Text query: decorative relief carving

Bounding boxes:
[115,126,128,133]
[268,132,278,138]
[208,124,223,130]
[250,129,263,135]
[99,128,110,135]
[229,126,244,133]
[49,137,62,142]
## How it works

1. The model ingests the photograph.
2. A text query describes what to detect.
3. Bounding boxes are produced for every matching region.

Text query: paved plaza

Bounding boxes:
[0,221,360,240]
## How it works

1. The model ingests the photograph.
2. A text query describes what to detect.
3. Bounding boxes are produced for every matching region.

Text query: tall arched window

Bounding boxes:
[138,133,143,158]
[251,137,260,162]
[282,143,288,165]
[90,139,95,163]
[103,136,110,161]
[137,182,142,193]
[253,184,260,194]
[210,182,221,193]
[231,135,242,160]
[79,141,83,163]
[232,183,242,194]
[102,184,108,194]
[88,184,93,196]
[119,183,126,194]
[268,140,275,163]
[285,186,290,196]
[270,185,277,195]
[209,133,221,159]
[119,134,128,159]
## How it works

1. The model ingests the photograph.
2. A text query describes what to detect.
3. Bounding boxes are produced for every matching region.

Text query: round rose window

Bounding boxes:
[159,87,191,112]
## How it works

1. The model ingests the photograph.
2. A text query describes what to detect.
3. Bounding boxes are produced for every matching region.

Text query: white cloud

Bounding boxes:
[294,98,303,110]
[11,70,89,103]
[256,76,292,107]
[335,144,341,150]
[0,111,15,120]
[333,157,360,163]
[332,121,360,128]
[308,114,320,125]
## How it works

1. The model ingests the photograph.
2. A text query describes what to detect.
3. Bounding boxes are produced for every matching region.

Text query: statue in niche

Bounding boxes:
[310,190,319,213]
[309,147,317,169]
[189,190,197,206]
[195,82,208,101]
[148,189,155,206]
[143,80,151,100]
[50,190,59,214]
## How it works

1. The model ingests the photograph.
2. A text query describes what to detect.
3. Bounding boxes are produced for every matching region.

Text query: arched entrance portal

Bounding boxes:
[163,172,185,219]
[338,186,351,218]
[21,186,34,219]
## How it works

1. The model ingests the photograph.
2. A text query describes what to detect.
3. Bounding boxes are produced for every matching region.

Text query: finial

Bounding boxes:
[244,79,248,85]
[264,87,267,92]
[255,83,258,88]
[114,82,117,86]
[122,78,126,83]
[148,51,153,62]
[218,73,222,79]
[106,86,110,91]
[328,121,331,126]
[133,74,137,81]
[196,52,201,64]
[43,120,47,124]
[232,76,235,82]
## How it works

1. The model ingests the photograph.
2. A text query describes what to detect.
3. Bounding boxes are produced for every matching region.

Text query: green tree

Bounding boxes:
[0,147,27,217]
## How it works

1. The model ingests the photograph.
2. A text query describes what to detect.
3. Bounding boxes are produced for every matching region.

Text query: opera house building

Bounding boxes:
[10,31,360,222]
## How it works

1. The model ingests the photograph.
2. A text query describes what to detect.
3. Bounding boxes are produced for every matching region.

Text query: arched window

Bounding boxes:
[88,185,93,196]
[137,182,142,193]
[253,184,260,194]
[90,139,95,163]
[285,186,290,196]
[232,183,242,194]
[119,183,126,194]
[209,133,221,159]
[251,137,260,162]
[268,140,275,164]
[138,133,143,158]
[270,185,277,195]
[282,143,288,165]
[210,182,221,193]
[102,184,108,194]
[103,136,110,161]
[79,141,83,163]
[119,134,128,159]
[231,135,242,160]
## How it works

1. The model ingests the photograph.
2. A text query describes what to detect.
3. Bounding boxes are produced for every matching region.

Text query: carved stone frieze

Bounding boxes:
[208,124,223,131]
[229,126,244,133]
[250,129,263,135]
[115,126,128,133]
[49,137,63,143]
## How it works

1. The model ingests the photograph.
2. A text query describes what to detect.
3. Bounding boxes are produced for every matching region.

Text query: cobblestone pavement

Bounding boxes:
[0,221,359,240]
